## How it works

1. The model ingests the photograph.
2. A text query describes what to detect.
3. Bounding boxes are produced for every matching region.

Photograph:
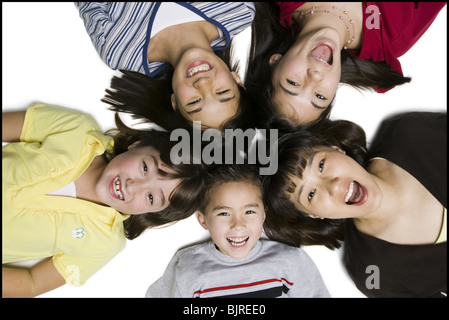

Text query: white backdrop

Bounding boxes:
[2,3,446,298]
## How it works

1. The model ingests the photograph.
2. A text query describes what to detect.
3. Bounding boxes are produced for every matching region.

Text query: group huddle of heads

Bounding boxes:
[101,3,411,247]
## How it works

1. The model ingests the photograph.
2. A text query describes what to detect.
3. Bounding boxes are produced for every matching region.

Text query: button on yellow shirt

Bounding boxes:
[2,104,129,286]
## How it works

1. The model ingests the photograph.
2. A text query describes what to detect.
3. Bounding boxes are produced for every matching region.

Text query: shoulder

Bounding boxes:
[25,103,100,131]
[175,241,212,261]
[370,112,446,153]
[259,239,311,260]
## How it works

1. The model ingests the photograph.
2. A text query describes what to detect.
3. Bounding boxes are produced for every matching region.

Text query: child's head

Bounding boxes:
[196,164,266,259]
[105,114,206,239]
[102,46,255,133]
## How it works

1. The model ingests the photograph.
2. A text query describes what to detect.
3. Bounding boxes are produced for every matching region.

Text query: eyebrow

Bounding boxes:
[151,155,167,207]
[160,189,166,207]
[186,108,202,115]
[212,203,260,211]
[219,95,235,103]
[186,95,236,115]
[296,150,318,203]
[279,84,327,110]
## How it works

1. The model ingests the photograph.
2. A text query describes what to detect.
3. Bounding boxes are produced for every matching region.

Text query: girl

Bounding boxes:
[246,2,446,125]
[75,2,255,131]
[262,112,446,297]
[2,103,205,297]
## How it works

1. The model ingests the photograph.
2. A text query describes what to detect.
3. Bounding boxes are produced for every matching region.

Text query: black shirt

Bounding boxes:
[344,112,447,297]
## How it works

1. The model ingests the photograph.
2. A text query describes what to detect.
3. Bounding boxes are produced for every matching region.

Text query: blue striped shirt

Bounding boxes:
[75,2,255,76]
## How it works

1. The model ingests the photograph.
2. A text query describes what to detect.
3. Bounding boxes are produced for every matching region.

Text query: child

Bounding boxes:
[2,103,205,297]
[146,164,329,297]
[246,2,446,126]
[76,2,255,131]
[263,112,446,297]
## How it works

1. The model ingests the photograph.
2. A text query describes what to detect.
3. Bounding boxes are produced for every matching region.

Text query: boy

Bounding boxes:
[146,164,329,297]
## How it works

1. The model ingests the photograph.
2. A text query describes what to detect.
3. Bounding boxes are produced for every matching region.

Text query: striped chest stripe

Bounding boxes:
[193,278,294,298]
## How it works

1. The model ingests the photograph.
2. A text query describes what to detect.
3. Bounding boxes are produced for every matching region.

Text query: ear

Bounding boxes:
[231,71,244,88]
[269,53,282,66]
[170,93,177,111]
[127,140,140,150]
[330,145,346,154]
[195,210,208,230]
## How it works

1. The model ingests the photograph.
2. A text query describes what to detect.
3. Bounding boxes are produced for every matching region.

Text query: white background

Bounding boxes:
[2,2,446,298]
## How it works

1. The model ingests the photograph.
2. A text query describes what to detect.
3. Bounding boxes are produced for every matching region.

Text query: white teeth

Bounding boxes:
[345,181,354,203]
[227,236,249,246]
[114,176,124,200]
[187,64,211,77]
[314,56,329,65]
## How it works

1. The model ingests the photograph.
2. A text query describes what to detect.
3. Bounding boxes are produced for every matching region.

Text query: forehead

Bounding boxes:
[205,181,263,211]
[210,180,261,197]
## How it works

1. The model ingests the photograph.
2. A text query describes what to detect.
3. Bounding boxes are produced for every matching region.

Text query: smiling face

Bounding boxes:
[95,144,181,215]
[171,48,242,129]
[271,28,341,125]
[288,146,382,219]
[196,181,266,259]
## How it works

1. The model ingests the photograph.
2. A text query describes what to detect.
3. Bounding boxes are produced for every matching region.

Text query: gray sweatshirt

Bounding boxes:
[146,239,330,297]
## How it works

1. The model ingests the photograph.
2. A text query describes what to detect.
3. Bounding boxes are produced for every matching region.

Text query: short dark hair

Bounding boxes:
[262,119,368,249]
[105,113,207,239]
[198,164,262,214]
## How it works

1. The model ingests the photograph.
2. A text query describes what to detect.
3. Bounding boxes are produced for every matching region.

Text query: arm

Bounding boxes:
[2,111,26,142]
[146,251,183,297]
[2,257,66,297]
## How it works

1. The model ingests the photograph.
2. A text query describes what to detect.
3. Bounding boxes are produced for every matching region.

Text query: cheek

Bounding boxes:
[117,201,148,215]
[108,154,136,171]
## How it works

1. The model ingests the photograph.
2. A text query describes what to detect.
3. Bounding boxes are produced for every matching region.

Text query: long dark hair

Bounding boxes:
[101,42,255,133]
[105,113,207,239]
[246,3,411,126]
[262,118,368,249]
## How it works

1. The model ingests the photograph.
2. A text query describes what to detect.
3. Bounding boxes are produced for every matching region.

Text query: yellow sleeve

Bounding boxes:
[20,103,102,144]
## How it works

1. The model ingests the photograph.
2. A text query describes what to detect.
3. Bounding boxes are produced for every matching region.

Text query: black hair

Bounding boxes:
[262,118,368,249]
[105,113,207,239]
[101,42,255,133]
[198,164,262,214]
[246,2,411,127]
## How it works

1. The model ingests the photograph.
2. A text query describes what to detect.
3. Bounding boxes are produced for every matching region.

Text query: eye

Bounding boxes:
[218,211,230,216]
[217,89,230,95]
[245,210,256,215]
[318,159,325,172]
[143,161,148,174]
[316,93,326,100]
[287,79,299,86]
[308,189,316,201]
[187,98,201,106]
[148,193,153,205]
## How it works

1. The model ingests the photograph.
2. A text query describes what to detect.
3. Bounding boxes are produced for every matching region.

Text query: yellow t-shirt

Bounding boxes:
[2,103,129,286]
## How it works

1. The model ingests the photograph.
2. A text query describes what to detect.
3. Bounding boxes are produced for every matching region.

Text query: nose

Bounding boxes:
[230,215,245,231]
[307,67,324,81]
[193,76,213,90]
[322,176,341,196]
[126,176,148,197]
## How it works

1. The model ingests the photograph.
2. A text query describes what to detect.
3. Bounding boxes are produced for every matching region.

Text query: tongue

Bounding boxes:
[311,45,332,63]
[348,181,364,204]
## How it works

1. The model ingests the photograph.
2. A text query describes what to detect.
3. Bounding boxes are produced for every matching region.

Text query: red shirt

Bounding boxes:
[275,2,446,92]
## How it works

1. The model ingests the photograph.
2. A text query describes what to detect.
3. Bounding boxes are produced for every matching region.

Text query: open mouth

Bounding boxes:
[186,60,213,78]
[311,44,333,65]
[226,236,249,247]
[113,176,124,201]
[345,181,366,205]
